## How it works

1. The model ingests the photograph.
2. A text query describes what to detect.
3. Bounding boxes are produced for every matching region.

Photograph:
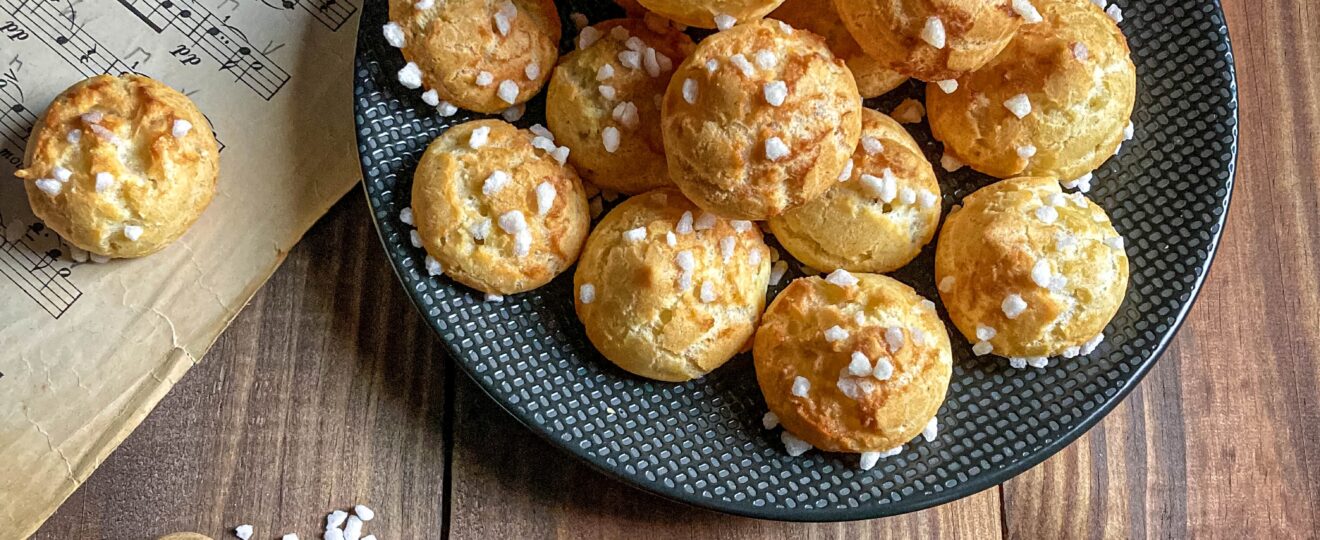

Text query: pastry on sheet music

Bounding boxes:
[14,74,220,259]
[383,0,561,114]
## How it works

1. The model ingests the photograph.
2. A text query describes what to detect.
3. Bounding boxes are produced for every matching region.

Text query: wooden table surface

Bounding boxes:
[32,1,1319,538]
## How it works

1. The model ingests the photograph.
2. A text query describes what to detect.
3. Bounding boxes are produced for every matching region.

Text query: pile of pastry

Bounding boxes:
[384,0,1134,465]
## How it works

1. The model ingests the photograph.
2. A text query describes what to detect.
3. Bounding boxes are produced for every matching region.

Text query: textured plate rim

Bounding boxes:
[352,0,1240,522]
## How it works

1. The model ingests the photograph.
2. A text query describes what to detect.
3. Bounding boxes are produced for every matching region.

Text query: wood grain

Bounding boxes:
[29,1,1320,538]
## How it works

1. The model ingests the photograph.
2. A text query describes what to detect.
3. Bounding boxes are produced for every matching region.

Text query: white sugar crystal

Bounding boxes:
[1002,294,1028,319]
[1048,275,1068,291]
[90,253,110,263]
[1017,144,1037,159]
[469,126,491,148]
[1026,357,1049,368]
[1004,93,1032,118]
[921,16,946,49]
[1012,0,1043,23]
[694,212,717,231]
[1106,4,1123,23]
[643,47,662,77]
[354,504,375,522]
[1063,172,1094,192]
[95,171,114,192]
[1073,42,1090,61]
[781,430,813,457]
[625,36,643,52]
[762,411,780,429]
[409,229,423,247]
[524,63,541,81]
[862,136,883,155]
[497,80,519,104]
[69,246,87,263]
[578,26,602,49]
[899,187,916,205]
[826,269,858,288]
[344,515,363,540]
[1009,358,1028,369]
[1035,205,1059,224]
[1062,345,1081,358]
[676,211,694,234]
[475,71,494,86]
[939,275,956,292]
[48,166,69,182]
[551,145,570,165]
[469,218,492,240]
[397,62,423,88]
[235,525,254,540]
[482,170,510,195]
[922,417,939,442]
[67,129,82,143]
[705,58,720,73]
[1091,0,1107,8]
[847,351,872,376]
[598,84,617,100]
[362,536,376,540]
[1031,259,1052,288]
[730,54,754,77]
[579,283,596,304]
[749,247,762,265]
[34,178,62,196]
[918,190,939,209]
[498,210,527,234]
[972,341,993,356]
[514,230,532,257]
[612,101,639,129]
[824,325,849,343]
[880,446,903,458]
[623,227,646,242]
[1105,236,1126,250]
[676,250,696,271]
[529,124,553,140]
[911,327,930,346]
[571,12,588,29]
[122,224,143,241]
[885,326,905,352]
[720,236,736,262]
[1056,230,1079,249]
[941,152,965,172]
[769,261,788,285]
[838,159,855,181]
[859,452,881,470]
[382,22,406,47]
[618,50,642,70]
[656,50,673,72]
[531,135,557,153]
[714,12,736,30]
[1081,332,1105,355]
[731,220,753,233]
[535,181,556,216]
[82,111,103,123]
[424,255,443,276]
[1124,121,1135,140]
[415,0,432,8]
[602,126,621,153]
[791,376,811,397]
[1046,193,1068,207]
[936,79,959,93]
[494,12,512,36]
[764,80,788,106]
[754,49,778,70]
[171,118,192,138]
[420,89,440,106]
[765,137,790,161]
[872,357,894,380]
[281,535,299,540]
[976,324,997,341]
[437,100,458,116]
[485,293,505,303]
[666,231,677,246]
[700,281,717,303]
[679,78,699,104]
[596,64,615,82]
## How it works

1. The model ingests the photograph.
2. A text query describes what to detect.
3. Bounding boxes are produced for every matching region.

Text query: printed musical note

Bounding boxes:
[123,45,151,70]
[0,215,84,319]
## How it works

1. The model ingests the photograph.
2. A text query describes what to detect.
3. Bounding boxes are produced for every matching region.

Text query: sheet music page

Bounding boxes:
[0,0,361,535]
